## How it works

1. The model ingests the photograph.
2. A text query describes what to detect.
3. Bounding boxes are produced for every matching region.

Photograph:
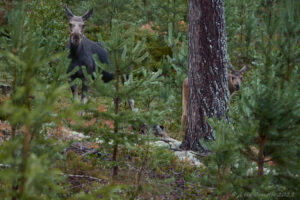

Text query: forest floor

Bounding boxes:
[0,92,205,199]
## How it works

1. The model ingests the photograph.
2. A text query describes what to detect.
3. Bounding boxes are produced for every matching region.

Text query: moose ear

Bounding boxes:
[65,5,74,19]
[240,66,247,73]
[228,63,235,72]
[82,8,94,21]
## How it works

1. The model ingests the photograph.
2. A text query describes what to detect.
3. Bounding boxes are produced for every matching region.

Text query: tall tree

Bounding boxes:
[180,0,229,152]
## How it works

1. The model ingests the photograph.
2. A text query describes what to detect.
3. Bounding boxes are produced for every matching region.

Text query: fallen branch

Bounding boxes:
[0,166,105,183]
[82,148,101,157]
[170,147,184,152]
[159,138,175,143]
[60,173,104,183]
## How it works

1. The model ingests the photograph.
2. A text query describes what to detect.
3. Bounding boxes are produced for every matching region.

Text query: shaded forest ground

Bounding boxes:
[0,91,204,200]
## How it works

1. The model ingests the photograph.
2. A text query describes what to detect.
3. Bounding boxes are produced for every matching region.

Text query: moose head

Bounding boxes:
[65,6,93,46]
[228,63,247,93]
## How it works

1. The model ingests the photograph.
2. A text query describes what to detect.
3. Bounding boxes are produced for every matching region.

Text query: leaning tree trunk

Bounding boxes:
[180,0,230,152]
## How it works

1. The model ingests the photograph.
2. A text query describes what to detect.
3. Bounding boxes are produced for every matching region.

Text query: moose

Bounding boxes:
[179,64,247,136]
[65,6,114,104]
[65,6,134,110]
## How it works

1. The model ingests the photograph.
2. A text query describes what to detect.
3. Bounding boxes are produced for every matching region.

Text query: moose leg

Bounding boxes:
[180,78,188,137]
[121,73,135,111]
[180,114,187,137]
[128,98,135,111]
[77,81,88,116]
[81,81,88,104]
[71,84,79,102]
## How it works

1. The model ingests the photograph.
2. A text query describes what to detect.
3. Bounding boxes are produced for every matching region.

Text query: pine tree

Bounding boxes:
[82,20,164,178]
[181,0,230,152]
[0,1,79,199]
[225,0,259,67]
[201,0,300,199]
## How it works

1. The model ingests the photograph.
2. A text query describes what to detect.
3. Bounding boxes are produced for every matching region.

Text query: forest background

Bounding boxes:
[0,0,299,199]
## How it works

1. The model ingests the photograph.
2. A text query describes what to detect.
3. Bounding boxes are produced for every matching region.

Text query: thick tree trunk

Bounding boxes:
[181,0,229,152]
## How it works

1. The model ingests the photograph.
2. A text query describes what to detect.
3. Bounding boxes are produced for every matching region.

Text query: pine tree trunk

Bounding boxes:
[143,0,152,22]
[180,0,229,152]
[112,54,120,178]
[172,0,176,33]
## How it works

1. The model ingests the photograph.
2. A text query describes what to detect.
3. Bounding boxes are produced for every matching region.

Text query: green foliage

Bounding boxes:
[83,19,165,177]
[2,0,298,199]
[200,119,248,199]
[146,146,177,173]
[0,1,77,199]
[202,0,300,199]
[158,25,187,135]
[25,0,70,84]
[225,0,260,67]
[27,0,67,49]
[146,0,187,34]
[0,0,189,199]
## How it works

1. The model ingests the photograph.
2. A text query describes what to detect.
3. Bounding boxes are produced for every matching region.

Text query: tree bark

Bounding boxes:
[181,0,229,152]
